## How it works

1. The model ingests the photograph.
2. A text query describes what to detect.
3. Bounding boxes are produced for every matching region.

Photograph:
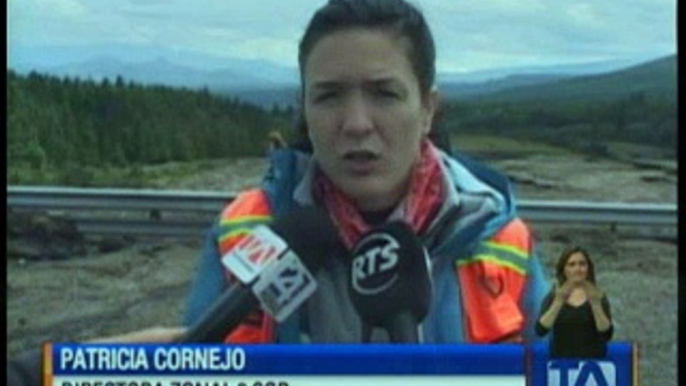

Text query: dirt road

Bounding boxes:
[6,151,677,385]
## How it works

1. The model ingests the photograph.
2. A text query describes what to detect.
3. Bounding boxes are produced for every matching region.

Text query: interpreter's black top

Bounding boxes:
[535,291,613,358]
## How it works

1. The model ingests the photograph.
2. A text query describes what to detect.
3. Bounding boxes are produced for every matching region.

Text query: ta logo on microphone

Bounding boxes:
[547,360,616,386]
[252,251,317,322]
[222,226,288,284]
[351,233,400,295]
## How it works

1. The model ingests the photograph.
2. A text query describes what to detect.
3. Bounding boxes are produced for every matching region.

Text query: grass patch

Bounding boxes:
[450,134,577,156]
[604,141,676,160]
[7,158,237,188]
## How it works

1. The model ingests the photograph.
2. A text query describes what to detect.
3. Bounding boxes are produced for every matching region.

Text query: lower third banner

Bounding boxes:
[43,342,636,386]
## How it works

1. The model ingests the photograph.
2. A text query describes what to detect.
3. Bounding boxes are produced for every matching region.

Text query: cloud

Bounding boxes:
[565,3,604,27]
[423,0,676,71]
[9,0,87,44]
[39,0,87,18]
[9,0,152,45]
[29,0,312,65]
[8,0,677,72]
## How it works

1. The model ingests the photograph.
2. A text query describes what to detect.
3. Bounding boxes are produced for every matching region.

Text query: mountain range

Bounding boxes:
[8,43,675,107]
[457,54,677,104]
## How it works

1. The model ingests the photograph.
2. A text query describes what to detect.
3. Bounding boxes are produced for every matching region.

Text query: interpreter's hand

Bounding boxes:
[553,280,575,302]
[87,326,187,344]
[581,280,604,304]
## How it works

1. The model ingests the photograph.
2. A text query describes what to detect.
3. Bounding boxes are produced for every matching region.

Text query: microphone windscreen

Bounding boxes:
[348,221,432,326]
[269,206,340,270]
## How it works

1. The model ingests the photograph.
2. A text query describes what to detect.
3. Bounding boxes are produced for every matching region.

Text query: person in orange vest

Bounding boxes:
[536,246,613,357]
[184,0,550,344]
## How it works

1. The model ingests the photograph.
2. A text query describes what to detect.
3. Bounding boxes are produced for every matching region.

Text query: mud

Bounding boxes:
[6,152,677,386]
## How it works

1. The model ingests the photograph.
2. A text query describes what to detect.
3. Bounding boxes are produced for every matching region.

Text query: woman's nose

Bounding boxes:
[340,94,374,136]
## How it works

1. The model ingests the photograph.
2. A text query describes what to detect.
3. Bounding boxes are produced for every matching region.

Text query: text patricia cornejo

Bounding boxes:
[50,344,247,374]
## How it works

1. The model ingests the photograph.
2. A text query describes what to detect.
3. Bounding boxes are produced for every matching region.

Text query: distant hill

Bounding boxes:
[439,73,571,99]
[225,55,675,107]
[217,87,301,109]
[11,54,298,92]
[8,44,675,108]
[436,54,660,84]
[461,54,676,104]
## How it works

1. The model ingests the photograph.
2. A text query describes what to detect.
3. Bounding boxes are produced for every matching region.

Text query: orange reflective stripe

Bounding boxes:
[457,217,532,343]
[457,247,527,276]
[219,228,253,256]
[490,218,531,254]
[217,189,273,255]
[221,189,272,218]
[214,189,276,343]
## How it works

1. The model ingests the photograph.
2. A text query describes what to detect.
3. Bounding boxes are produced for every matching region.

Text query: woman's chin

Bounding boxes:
[343,185,399,212]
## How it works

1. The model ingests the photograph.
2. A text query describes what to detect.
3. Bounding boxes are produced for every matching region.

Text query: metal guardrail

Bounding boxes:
[517,200,676,226]
[6,185,231,213]
[7,186,677,238]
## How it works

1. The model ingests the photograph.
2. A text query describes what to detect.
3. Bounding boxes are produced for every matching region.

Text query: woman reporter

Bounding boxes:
[536,246,613,358]
[184,0,550,344]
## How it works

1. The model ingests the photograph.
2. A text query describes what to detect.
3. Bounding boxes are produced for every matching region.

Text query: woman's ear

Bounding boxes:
[421,87,440,136]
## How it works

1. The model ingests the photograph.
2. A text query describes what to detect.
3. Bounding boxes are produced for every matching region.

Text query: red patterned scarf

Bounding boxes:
[313,139,445,249]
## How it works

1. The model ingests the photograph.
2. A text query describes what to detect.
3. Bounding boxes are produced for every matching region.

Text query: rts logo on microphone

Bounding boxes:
[351,233,400,295]
[547,360,616,386]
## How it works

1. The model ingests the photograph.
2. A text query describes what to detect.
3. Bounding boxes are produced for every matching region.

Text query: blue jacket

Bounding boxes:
[184,148,550,343]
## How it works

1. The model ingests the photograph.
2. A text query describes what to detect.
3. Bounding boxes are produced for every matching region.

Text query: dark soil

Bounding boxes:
[6,152,677,386]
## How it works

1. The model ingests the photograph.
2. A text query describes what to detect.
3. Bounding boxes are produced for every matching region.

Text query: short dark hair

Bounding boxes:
[298,0,436,94]
[291,0,444,153]
[555,246,596,285]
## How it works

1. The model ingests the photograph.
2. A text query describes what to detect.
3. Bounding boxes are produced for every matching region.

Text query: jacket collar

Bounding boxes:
[262,147,517,254]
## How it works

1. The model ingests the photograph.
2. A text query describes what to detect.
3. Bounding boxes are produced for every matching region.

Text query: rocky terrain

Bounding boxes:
[6,148,677,386]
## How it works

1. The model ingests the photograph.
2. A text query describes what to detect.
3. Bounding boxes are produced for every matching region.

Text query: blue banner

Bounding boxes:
[47,342,636,386]
[50,343,524,375]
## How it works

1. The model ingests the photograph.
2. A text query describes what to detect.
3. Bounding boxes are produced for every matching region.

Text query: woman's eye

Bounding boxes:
[314,92,337,103]
[375,89,398,99]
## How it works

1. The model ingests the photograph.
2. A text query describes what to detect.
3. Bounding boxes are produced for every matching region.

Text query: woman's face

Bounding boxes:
[303,28,437,211]
[563,252,589,284]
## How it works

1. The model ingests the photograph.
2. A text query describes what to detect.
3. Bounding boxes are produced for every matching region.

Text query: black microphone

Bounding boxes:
[348,221,432,343]
[177,207,339,343]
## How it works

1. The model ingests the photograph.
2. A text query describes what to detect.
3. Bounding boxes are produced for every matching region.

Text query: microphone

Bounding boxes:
[177,207,339,343]
[348,221,432,343]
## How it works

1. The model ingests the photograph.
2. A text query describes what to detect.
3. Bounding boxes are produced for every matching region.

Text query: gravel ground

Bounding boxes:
[6,152,677,386]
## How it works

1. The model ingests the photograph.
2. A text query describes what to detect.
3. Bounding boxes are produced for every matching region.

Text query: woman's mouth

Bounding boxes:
[342,150,380,173]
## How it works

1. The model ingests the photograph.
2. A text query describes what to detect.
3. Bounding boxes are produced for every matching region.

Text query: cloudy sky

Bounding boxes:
[8,0,677,73]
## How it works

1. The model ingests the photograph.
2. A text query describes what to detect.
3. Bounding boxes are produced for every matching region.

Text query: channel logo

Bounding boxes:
[547,360,616,386]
